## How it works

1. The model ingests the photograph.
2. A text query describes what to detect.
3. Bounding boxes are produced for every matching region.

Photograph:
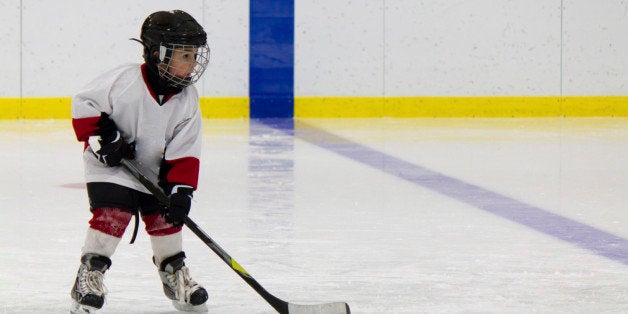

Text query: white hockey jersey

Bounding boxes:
[72,63,202,194]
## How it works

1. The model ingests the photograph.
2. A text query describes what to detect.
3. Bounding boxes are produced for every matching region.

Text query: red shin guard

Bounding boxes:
[88,207,133,238]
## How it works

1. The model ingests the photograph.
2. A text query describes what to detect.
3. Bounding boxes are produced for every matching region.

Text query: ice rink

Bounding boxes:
[0,118,627,313]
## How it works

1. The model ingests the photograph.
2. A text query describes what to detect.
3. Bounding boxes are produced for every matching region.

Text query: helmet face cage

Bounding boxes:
[157,42,210,89]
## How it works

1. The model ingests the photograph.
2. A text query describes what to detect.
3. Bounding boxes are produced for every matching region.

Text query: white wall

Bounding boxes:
[206,0,249,96]
[1,0,626,98]
[0,0,248,98]
[0,1,21,96]
[382,0,561,96]
[295,0,385,96]
[562,0,628,95]
[295,0,628,97]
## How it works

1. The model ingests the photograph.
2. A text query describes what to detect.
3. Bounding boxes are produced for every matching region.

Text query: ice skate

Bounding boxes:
[156,252,208,312]
[70,254,111,313]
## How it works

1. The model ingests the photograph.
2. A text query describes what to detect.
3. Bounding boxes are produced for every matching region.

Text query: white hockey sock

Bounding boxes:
[151,232,183,265]
[81,227,122,258]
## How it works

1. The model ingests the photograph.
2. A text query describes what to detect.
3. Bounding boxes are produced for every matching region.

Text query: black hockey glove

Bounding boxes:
[89,113,135,167]
[91,131,136,166]
[164,186,193,227]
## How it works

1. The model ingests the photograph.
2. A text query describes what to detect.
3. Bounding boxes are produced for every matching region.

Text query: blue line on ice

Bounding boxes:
[271,119,628,266]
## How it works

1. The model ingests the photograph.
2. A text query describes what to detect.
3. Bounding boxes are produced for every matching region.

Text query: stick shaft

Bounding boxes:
[120,159,289,313]
[184,217,288,313]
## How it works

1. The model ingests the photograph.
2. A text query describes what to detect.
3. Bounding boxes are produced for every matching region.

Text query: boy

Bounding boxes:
[70,10,210,313]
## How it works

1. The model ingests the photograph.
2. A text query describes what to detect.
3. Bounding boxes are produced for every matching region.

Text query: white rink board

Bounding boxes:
[1,1,626,97]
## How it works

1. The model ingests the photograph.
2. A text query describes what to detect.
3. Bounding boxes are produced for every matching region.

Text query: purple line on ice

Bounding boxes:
[294,122,628,266]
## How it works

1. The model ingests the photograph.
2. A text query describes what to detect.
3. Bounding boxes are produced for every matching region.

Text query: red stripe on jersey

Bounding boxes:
[141,63,159,103]
[142,213,182,235]
[163,93,175,103]
[141,63,176,105]
[164,157,200,189]
[88,208,133,238]
[72,116,101,142]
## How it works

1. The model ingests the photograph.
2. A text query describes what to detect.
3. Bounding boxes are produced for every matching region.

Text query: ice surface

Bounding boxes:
[0,118,626,313]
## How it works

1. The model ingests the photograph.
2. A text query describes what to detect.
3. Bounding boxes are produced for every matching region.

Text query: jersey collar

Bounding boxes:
[141,63,180,105]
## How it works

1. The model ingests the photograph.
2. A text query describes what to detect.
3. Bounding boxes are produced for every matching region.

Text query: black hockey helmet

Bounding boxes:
[140,10,207,61]
[137,10,210,88]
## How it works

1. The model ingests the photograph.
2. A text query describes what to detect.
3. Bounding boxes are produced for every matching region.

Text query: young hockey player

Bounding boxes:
[70,10,211,313]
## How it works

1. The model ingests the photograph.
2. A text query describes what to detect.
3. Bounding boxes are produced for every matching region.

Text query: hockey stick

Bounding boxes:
[120,159,350,314]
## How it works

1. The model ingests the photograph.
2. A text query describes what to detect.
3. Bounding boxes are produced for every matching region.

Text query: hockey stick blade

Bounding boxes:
[288,302,350,314]
[120,159,350,314]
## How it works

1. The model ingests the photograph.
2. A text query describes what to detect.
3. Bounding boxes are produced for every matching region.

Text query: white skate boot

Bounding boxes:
[156,252,208,312]
[70,253,111,313]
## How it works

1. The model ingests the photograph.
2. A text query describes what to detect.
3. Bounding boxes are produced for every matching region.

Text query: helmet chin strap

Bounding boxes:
[131,39,178,92]
[144,61,182,95]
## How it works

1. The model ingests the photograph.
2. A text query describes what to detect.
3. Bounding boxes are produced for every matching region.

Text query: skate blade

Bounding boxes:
[70,300,99,313]
[172,300,208,312]
[70,300,98,314]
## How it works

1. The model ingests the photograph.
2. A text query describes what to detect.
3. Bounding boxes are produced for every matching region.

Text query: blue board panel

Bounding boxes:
[250,0,294,118]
